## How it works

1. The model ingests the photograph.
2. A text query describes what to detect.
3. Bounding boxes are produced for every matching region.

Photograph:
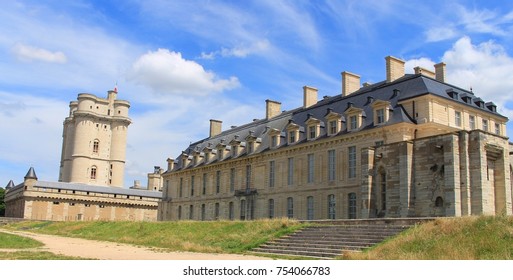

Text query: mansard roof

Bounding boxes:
[170,73,506,171]
[35,181,162,198]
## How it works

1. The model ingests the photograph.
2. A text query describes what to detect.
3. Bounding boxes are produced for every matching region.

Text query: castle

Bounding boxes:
[4,90,161,221]
[157,56,512,221]
[4,55,512,222]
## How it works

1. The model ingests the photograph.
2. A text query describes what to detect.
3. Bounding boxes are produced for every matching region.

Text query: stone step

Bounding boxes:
[281,234,393,242]
[251,247,343,259]
[268,240,376,248]
[259,243,367,252]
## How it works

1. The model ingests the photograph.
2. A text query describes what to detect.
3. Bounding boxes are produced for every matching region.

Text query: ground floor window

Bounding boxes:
[201,204,206,221]
[269,199,274,219]
[287,197,294,218]
[348,193,357,219]
[189,205,194,220]
[229,202,234,220]
[307,196,314,220]
[240,200,246,220]
[328,194,336,219]
[214,203,220,220]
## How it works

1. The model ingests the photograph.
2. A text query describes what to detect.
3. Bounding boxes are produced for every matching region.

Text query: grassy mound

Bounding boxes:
[5,218,306,254]
[343,215,513,260]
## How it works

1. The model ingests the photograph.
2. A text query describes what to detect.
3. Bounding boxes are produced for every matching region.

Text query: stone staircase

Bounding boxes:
[251,218,430,259]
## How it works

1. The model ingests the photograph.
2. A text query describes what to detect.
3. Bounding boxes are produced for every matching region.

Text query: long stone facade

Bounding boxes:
[157,56,512,221]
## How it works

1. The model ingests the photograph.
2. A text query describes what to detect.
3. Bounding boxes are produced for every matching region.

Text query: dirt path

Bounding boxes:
[0,229,271,260]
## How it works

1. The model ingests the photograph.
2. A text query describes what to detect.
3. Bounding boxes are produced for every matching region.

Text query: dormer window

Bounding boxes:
[371,100,391,126]
[305,115,321,141]
[245,132,260,154]
[285,121,300,144]
[268,128,281,148]
[289,131,296,143]
[232,145,238,157]
[247,142,254,154]
[325,109,342,136]
[345,105,364,132]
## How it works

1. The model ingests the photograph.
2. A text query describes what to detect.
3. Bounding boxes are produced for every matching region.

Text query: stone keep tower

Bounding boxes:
[58,90,131,187]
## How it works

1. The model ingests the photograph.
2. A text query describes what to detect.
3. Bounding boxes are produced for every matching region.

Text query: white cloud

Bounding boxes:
[200,39,271,59]
[127,49,240,96]
[12,43,67,63]
[425,27,458,42]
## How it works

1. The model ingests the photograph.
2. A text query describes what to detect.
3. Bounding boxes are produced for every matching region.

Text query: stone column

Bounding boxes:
[360,147,374,218]
[458,131,471,216]
[443,134,462,217]
[399,141,414,217]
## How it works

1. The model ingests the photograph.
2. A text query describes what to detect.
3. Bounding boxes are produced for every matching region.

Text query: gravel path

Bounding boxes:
[0,229,270,260]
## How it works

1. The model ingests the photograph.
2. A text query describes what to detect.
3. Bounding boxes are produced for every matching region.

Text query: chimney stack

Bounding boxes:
[414,66,435,79]
[434,62,446,83]
[209,119,222,138]
[342,71,361,96]
[166,158,175,171]
[266,99,281,119]
[385,56,405,83]
[303,86,318,108]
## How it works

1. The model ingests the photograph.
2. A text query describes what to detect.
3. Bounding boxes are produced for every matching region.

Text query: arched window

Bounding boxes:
[435,196,444,207]
[90,166,97,179]
[92,140,99,154]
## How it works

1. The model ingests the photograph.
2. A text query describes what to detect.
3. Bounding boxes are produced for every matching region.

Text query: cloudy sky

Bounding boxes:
[2,0,513,188]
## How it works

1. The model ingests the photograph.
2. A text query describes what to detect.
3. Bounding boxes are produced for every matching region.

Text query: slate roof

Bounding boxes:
[34,181,162,198]
[170,73,506,171]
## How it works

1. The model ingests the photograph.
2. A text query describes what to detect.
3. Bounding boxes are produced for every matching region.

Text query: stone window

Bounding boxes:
[307,196,314,220]
[269,161,275,188]
[214,203,220,220]
[308,125,316,139]
[189,205,194,220]
[230,168,235,192]
[287,197,294,218]
[202,173,207,195]
[268,199,275,219]
[350,115,358,130]
[201,204,206,221]
[348,193,357,219]
[328,194,336,219]
[376,108,385,124]
[90,166,97,179]
[307,153,315,183]
[245,165,252,190]
[435,196,444,207]
[179,178,183,197]
[469,115,475,129]
[328,149,336,181]
[240,200,246,220]
[455,111,461,127]
[285,121,300,145]
[216,171,221,194]
[268,128,281,148]
[495,123,501,135]
[288,130,296,143]
[329,120,338,135]
[348,146,357,179]
[482,119,488,131]
[371,100,390,126]
[287,157,294,185]
[229,202,234,220]
[190,175,195,197]
[93,139,99,154]
[178,205,182,220]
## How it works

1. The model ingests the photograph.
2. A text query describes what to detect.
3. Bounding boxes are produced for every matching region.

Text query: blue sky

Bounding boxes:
[2,0,513,188]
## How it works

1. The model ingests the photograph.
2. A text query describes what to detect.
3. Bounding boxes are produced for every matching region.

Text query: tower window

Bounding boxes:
[90,166,97,179]
[93,140,99,154]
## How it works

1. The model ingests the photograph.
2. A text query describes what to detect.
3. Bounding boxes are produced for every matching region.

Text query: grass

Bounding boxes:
[0,251,93,260]
[0,231,43,249]
[342,215,513,260]
[4,218,307,254]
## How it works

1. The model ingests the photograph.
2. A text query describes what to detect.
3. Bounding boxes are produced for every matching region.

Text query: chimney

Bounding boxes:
[303,86,318,108]
[413,66,435,79]
[266,99,281,119]
[342,71,361,96]
[385,56,405,82]
[434,62,446,83]
[166,158,175,171]
[209,119,222,138]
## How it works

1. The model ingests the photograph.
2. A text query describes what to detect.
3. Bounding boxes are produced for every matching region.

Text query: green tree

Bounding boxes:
[0,187,5,216]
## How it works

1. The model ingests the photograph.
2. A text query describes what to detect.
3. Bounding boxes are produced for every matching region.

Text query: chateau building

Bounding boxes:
[4,90,161,221]
[158,56,512,221]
